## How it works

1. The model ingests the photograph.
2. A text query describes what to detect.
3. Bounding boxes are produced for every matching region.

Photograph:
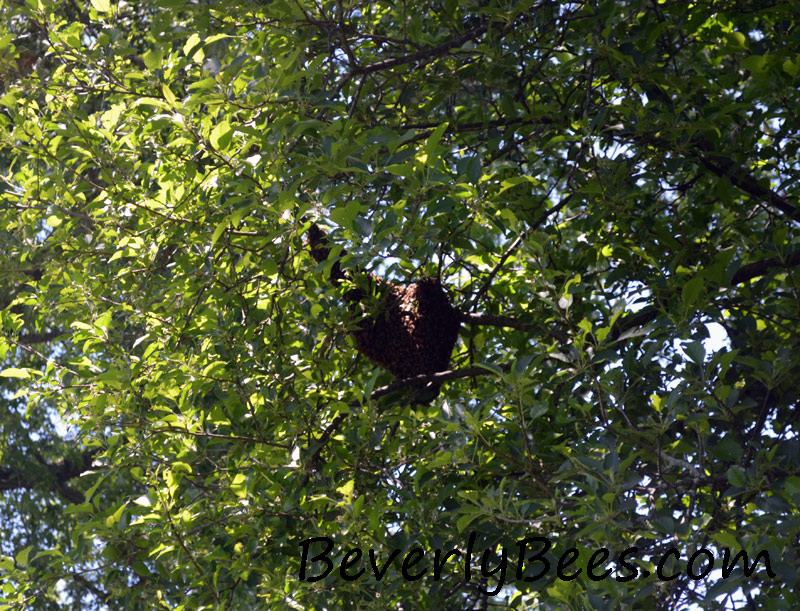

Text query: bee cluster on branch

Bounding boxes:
[306,223,460,399]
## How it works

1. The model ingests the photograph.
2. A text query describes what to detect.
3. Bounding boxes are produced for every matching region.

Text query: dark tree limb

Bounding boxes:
[18,330,64,344]
[459,311,571,344]
[0,465,33,492]
[468,195,573,310]
[697,154,800,224]
[301,363,512,484]
[398,118,544,132]
[461,244,800,347]
[370,363,512,399]
[0,450,98,504]
[611,306,659,340]
[72,574,109,605]
[636,82,800,224]
[731,248,800,286]
[352,23,489,75]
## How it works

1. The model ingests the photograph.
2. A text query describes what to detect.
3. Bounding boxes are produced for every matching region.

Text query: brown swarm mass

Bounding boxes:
[306,224,460,395]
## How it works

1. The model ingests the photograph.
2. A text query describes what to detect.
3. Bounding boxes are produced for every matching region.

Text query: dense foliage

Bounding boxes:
[1,0,798,608]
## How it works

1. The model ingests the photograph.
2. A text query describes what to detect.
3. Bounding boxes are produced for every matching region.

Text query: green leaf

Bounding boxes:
[172,462,192,475]
[105,504,125,527]
[682,276,705,308]
[0,368,31,379]
[210,121,233,149]
[142,48,163,70]
[132,561,152,578]
[0,91,18,108]
[710,438,743,462]
[712,531,740,550]
[498,175,537,194]
[353,215,372,236]
[14,547,31,567]
[456,512,480,533]
[726,466,746,487]
[741,55,766,74]
[336,480,354,499]
[162,83,177,107]
[684,341,705,365]
[724,31,747,50]
[183,33,203,60]
[384,163,414,177]
[785,476,800,498]
[329,200,360,229]
[90,0,111,12]
[475,362,503,376]
[231,474,248,499]
[424,121,449,156]
[211,218,229,247]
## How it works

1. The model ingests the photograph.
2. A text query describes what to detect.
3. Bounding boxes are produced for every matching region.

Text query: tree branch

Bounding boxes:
[18,330,64,344]
[468,196,572,310]
[352,23,489,75]
[697,154,800,224]
[0,450,97,504]
[637,82,800,224]
[72,574,109,605]
[370,363,512,399]
[459,311,570,344]
[397,117,552,132]
[303,363,512,481]
[731,248,800,285]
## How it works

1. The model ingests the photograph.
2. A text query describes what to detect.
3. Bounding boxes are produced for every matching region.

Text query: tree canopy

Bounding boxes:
[1,0,798,608]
